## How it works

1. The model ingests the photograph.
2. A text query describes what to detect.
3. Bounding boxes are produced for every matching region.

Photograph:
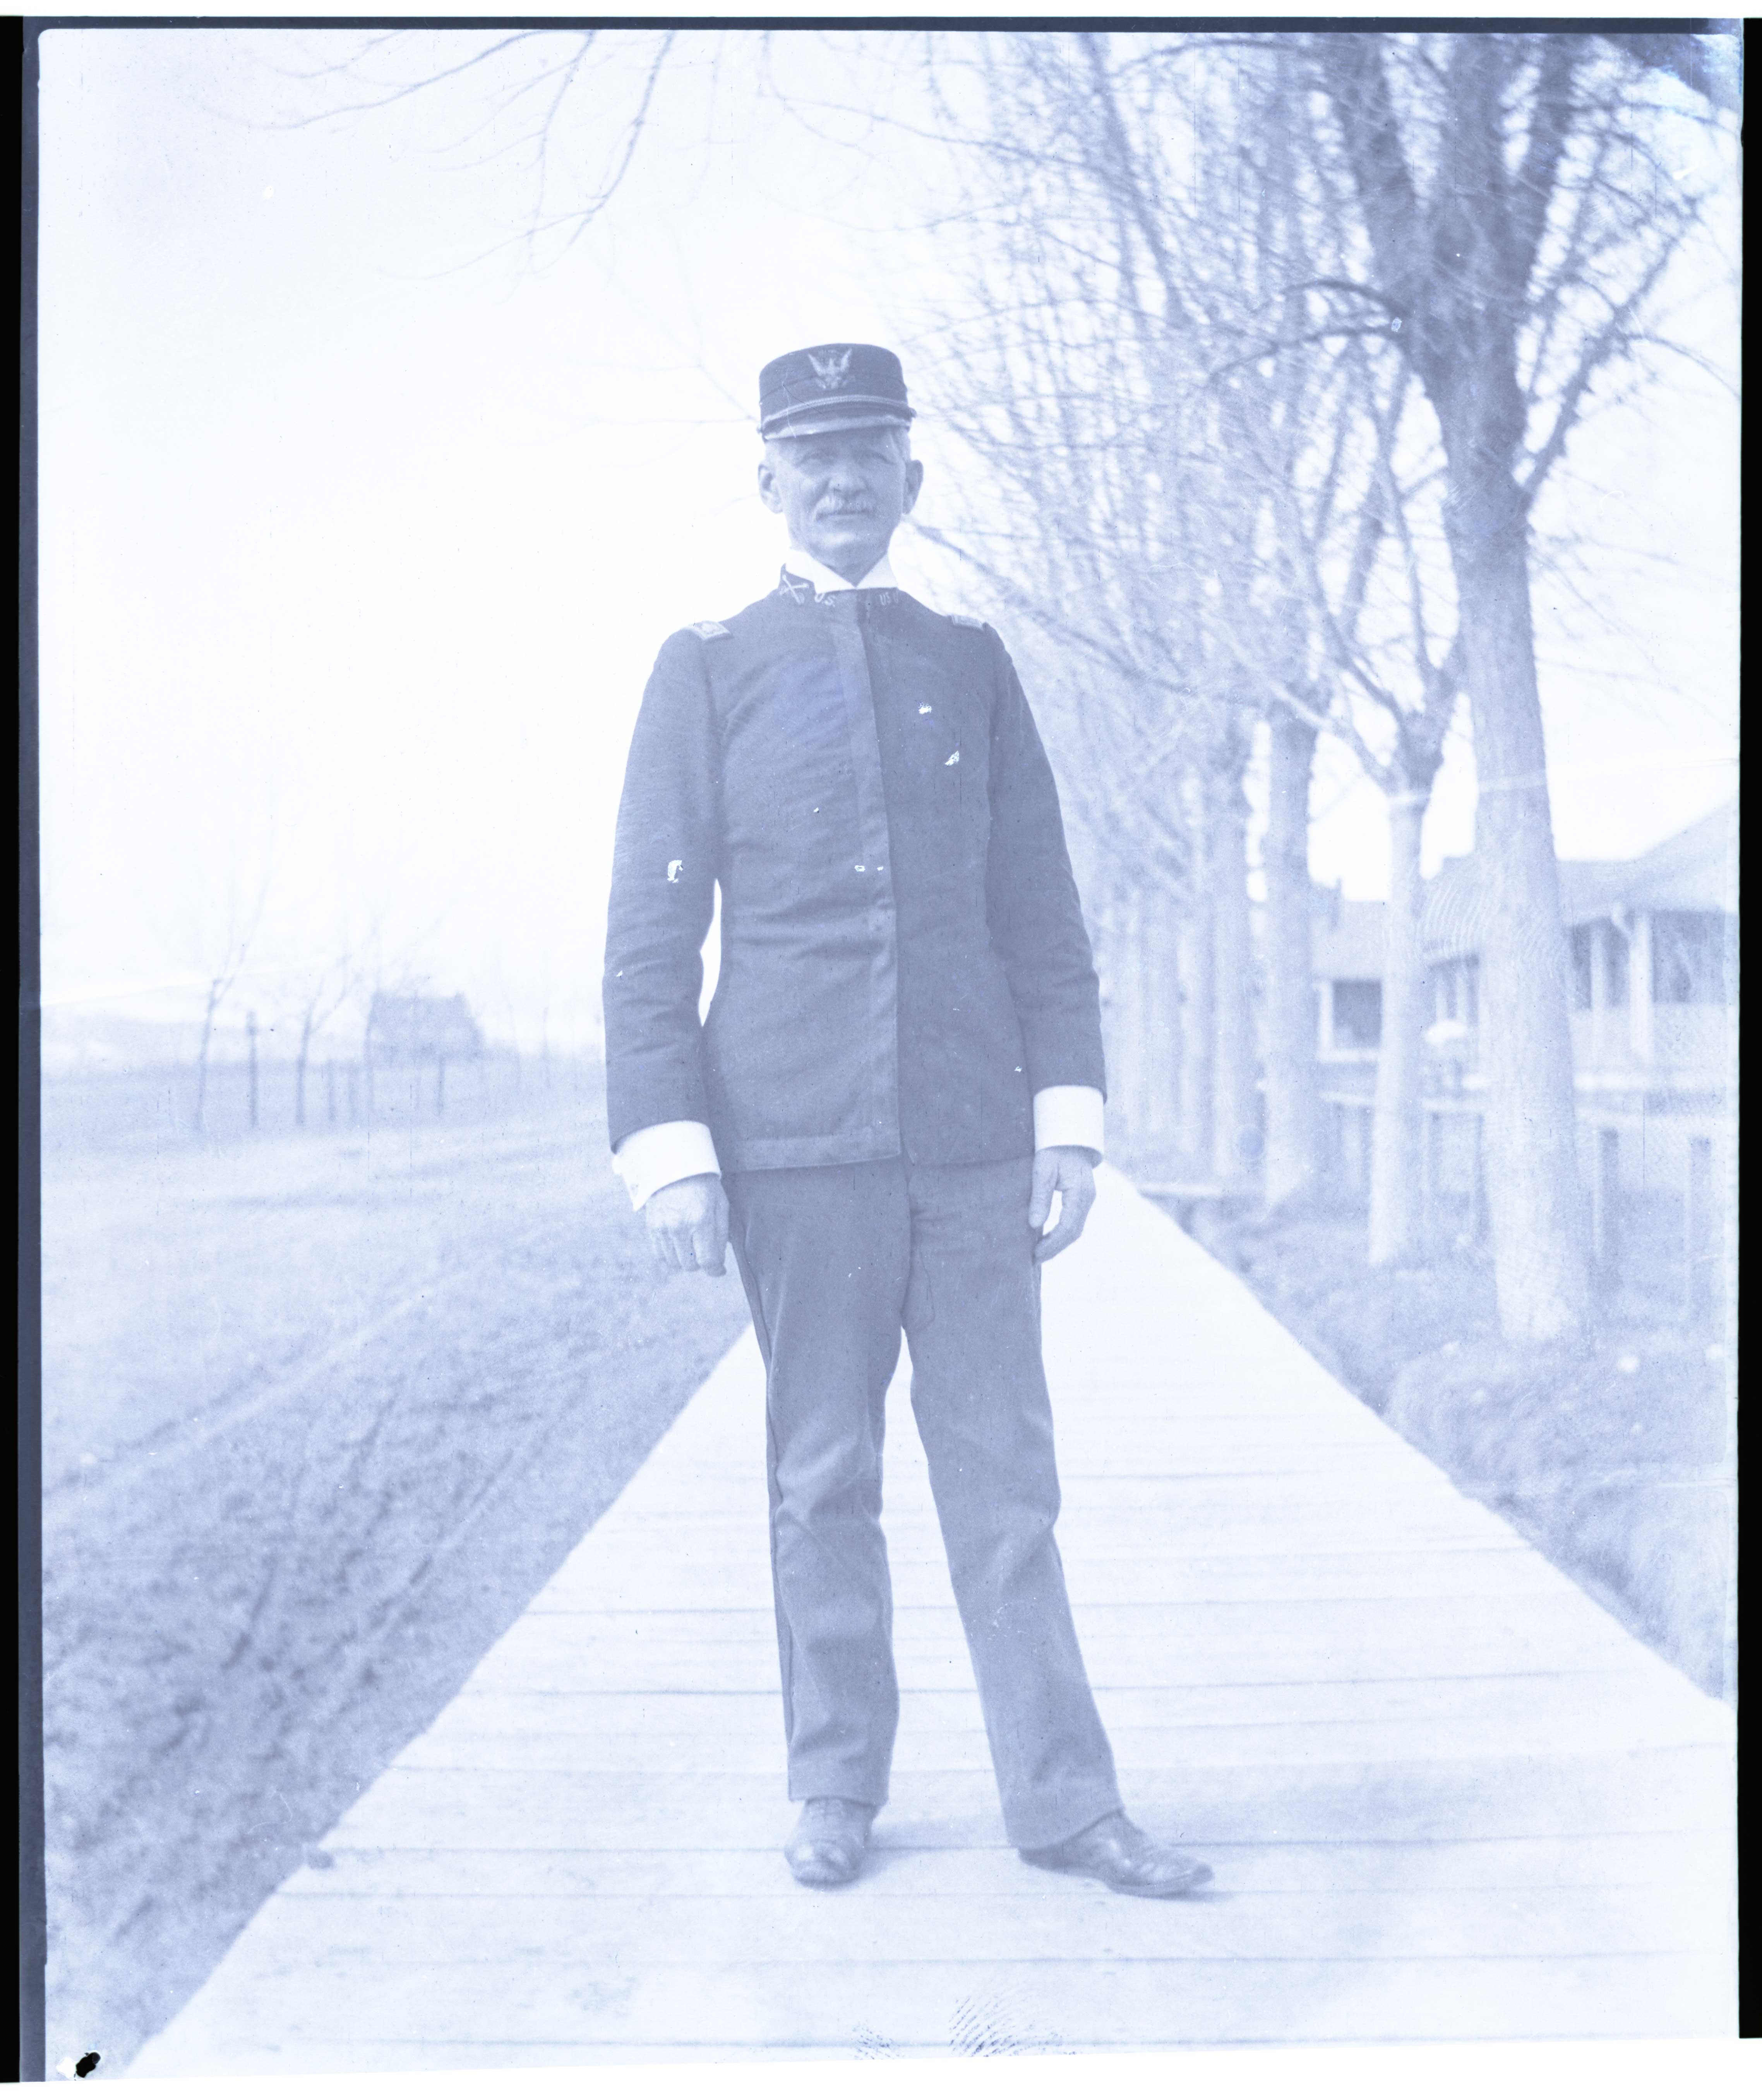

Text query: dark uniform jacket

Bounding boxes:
[603,576,1105,1173]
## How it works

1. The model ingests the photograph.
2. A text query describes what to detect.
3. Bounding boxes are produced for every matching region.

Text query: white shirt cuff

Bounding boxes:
[613,1120,722,1210]
[1032,1084,1104,1161]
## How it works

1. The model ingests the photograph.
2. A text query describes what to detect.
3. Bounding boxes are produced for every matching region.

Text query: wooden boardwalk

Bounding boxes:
[130,1169,1736,2072]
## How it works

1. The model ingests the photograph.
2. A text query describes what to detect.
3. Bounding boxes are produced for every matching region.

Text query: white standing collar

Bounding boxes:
[782,547,900,596]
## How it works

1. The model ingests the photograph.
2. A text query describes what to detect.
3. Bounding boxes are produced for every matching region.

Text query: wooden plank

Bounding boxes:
[400,1710,1733,1774]
[531,1546,1585,1613]
[138,1949,1733,2061]
[431,1666,1727,1746]
[571,1513,1531,1563]
[269,1826,1740,1900]
[195,1883,1733,1977]
[454,1645,1654,1699]
[318,1748,1734,1853]
[457,1620,1652,1696]
[502,1594,1648,1650]
[126,1163,1736,2074]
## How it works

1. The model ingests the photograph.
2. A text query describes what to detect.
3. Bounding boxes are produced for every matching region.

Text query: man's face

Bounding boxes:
[757,426,925,584]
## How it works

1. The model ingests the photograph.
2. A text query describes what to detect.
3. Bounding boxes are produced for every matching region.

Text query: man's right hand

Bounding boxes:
[643,1173,730,1277]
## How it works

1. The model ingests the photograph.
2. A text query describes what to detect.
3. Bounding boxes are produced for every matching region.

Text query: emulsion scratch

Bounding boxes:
[950,1995,1028,2056]
[948,1985,1063,2057]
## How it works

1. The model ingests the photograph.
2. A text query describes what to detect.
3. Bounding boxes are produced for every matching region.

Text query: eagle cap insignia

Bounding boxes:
[808,347,854,391]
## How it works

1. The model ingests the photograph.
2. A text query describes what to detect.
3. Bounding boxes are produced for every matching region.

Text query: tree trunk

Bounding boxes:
[1142,891,1182,1152]
[295,1015,313,1128]
[193,984,219,1136]
[1108,879,1185,1162]
[1367,788,1431,1264]
[1450,503,1590,1341]
[1260,708,1320,1213]
[1103,886,1145,1154]
[1313,29,1592,1342]
[1176,795,1214,1170]
[1210,762,1254,1187]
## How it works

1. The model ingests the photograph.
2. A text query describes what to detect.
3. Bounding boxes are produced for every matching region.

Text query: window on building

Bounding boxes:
[1463,956,1480,1026]
[1570,925,1594,1010]
[1651,911,1737,1005]
[1332,979,1383,1049]
[1604,924,1629,1006]
[1440,965,1458,1021]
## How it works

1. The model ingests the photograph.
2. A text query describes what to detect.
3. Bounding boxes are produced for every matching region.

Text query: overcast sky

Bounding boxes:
[36,27,1740,1048]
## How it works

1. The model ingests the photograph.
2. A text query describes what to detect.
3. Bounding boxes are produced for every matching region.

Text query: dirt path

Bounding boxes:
[39,1092,751,2076]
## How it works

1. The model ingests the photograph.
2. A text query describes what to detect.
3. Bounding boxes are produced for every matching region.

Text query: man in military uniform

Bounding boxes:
[603,344,1210,1899]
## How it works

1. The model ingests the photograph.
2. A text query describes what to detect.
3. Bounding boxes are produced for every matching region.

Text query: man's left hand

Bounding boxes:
[1028,1146,1097,1262]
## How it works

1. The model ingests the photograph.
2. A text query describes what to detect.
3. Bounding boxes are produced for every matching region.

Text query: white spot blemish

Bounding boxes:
[667,860,684,883]
[919,704,933,715]
[855,864,867,873]
[945,751,961,766]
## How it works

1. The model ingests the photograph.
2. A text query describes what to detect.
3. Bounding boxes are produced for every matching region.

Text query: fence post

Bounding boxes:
[1420,1108,1439,1246]
[1686,1135,1714,1328]
[435,1058,447,1116]
[246,1009,260,1131]
[1470,1111,1488,1245]
[1593,1126,1621,1288]
[347,1065,360,1125]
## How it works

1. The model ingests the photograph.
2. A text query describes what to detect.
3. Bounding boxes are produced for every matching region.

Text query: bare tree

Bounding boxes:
[279,941,360,1130]
[1260,706,1320,1212]
[188,869,272,1138]
[1210,329,1464,1265]
[937,29,1729,1309]
[294,24,1736,1327]
[1306,29,1733,1335]
[895,37,1402,1215]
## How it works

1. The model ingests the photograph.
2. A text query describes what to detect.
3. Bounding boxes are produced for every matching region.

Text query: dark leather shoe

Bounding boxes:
[784,1797,875,1887]
[1021,1811,1212,1898]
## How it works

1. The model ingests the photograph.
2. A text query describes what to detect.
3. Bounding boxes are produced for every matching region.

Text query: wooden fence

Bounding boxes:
[41,1050,602,1159]
[1321,1089,1734,1332]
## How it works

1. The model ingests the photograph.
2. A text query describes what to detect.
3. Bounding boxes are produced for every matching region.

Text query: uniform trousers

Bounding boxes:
[723,1153,1123,1852]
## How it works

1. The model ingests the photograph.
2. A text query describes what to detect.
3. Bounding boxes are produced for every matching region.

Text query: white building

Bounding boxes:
[1313,801,1736,1314]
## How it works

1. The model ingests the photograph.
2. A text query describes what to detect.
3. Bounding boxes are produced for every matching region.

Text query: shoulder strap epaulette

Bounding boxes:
[948,612,987,631]
[690,619,732,641]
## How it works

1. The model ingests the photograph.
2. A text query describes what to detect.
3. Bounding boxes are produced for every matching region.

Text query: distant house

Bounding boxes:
[1312,802,1735,1299]
[1311,892,1391,1067]
[364,993,483,1068]
[1418,799,1737,1094]
[1313,801,1735,1095]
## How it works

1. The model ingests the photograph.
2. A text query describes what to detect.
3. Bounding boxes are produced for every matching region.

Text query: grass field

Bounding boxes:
[38,1072,751,2075]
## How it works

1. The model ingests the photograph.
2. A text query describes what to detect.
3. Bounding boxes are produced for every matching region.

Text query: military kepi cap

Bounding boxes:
[758,343,914,440]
